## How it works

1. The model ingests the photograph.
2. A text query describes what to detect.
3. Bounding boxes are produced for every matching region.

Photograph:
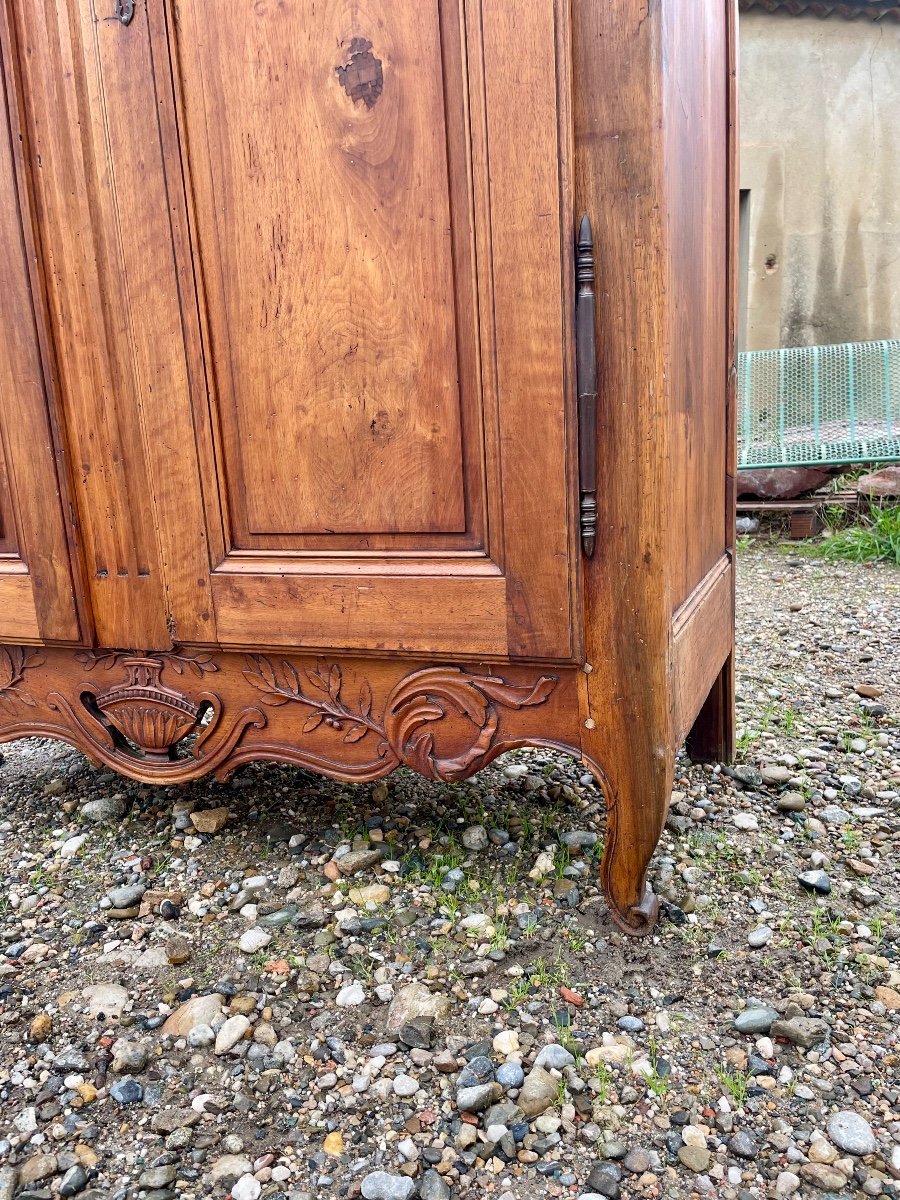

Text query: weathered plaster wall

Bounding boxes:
[740,11,899,349]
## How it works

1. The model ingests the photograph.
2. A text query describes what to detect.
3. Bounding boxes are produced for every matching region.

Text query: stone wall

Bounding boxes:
[740,11,900,349]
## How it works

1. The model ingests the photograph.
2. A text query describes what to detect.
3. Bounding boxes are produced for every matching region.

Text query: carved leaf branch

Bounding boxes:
[75,648,218,677]
[243,655,382,745]
[242,657,558,779]
[0,646,44,714]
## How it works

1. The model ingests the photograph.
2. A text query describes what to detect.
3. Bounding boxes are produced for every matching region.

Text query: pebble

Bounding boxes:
[109,1077,143,1105]
[826,1110,877,1156]
[734,1006,779,1034]
[231,1175,262,1200]
[238,927,272,954]
[360,1171,416,1200]
[534,1043,576,1069]
[215,1014,250,1054]
[461,824,488,850]
[336,982,366,1007]
[456,1082,494,1112]
[798,869,831,894]
[747,924,773,948]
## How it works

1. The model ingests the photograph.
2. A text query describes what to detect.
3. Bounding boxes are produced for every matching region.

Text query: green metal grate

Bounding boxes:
[737,339,900,469]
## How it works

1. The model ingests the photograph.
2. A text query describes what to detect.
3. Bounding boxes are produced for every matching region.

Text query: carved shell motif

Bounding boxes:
[91,657,202,761]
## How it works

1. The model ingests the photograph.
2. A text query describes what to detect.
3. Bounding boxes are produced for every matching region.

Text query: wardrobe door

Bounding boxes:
[148,0,579,660]
[0,50,79,644]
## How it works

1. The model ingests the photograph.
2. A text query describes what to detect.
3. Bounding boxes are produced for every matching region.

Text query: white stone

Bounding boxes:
[215,1015,250,1054]
[82,983,129,1019]
[238,927,272,955]
[60,834,88,858]
[336,983,366,1007]
[231,1174,262,1200]
[733,813,759,831]
[493,1030,520,1057]
[392,1074,419,1098]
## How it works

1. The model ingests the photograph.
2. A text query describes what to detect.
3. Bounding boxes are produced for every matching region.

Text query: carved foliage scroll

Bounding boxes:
[243,657,558,782]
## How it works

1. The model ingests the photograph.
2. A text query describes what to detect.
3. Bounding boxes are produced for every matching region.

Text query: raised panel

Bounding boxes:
[169,0,477,544]
[0,27,79,643]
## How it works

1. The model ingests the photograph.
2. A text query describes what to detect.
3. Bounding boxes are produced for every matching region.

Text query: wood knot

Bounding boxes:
[336,37,384,109]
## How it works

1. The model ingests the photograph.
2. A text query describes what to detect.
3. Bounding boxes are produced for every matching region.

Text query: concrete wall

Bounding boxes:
[740,11,900,350]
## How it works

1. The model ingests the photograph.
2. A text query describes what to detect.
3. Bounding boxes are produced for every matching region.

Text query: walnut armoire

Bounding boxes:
[0,0,736,934]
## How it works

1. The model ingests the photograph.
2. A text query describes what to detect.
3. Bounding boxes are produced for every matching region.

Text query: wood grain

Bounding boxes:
[169,0,467,539]
[664,0,729,611]
[0,24,79,642]
[672,555,734,744]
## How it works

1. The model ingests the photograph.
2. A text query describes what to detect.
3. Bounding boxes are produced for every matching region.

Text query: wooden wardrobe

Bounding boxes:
[0,0,736,934]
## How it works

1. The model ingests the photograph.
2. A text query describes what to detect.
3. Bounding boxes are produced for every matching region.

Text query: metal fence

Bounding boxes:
[737,339,900,469]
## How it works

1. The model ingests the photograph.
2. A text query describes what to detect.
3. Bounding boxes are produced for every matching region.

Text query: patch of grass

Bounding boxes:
[590,1060,612,1106]
[502,978,531,1010]
[819,503,900,566]
[715,1064,750,1108]
[645,1036,670,1101]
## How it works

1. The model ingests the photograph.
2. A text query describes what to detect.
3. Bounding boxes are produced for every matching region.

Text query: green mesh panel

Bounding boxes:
[737,339,900,469]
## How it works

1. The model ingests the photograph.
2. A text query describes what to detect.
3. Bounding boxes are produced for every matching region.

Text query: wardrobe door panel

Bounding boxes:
[0,42,79,644]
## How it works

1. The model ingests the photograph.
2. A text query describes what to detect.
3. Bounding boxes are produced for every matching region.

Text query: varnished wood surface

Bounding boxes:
[664,0,730,611]
[0,26,80,643]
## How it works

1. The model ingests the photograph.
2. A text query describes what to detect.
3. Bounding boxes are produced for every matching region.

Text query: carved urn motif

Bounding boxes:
[91,656,202,761]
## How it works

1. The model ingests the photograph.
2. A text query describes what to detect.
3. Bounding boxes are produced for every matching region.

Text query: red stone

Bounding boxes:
[559,986,584,1006]
[857,465,900,497]
[737,467,833,500]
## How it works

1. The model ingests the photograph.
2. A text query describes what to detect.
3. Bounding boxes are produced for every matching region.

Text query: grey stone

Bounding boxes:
[110,1077,143,1104]
[748,925,773,948]
[458,1055,494,1088]
[826,1111,876,1156]
[616,1016,645,1033]
[770,1016,830,1048]
[560,830,599,848]
[496,1061,525,1090]
[106,884,145,908]
[734,1006,779,1035]
[728,1132,758,1159]
[798,870,831,895]
[534,1043,576,1070]
[456,1083,494,1113]
[360,1172,416,1200]
[622,1148,651,1174]
[111,1040,147,1074]
[138,1166,178,1189]
[80,795,126,823]
[419,1169,451,1200]
[461,825,488,851]
[819,805,851,826]
[60,1166,88,1197]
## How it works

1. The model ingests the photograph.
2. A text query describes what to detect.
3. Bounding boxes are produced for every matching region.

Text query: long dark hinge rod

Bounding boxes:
[576,214,598,557]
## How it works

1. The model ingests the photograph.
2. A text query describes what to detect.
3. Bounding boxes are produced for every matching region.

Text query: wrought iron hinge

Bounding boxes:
[114,0,135,25]
[575,214,598,557]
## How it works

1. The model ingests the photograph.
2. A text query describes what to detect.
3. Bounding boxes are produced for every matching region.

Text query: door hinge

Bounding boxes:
[575,213,598,558]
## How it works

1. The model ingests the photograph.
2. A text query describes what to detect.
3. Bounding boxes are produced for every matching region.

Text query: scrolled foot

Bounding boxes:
[606,882,658,937]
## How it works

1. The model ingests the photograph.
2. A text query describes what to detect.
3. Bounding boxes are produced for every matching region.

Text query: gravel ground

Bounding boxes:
[0,543,898,1200]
